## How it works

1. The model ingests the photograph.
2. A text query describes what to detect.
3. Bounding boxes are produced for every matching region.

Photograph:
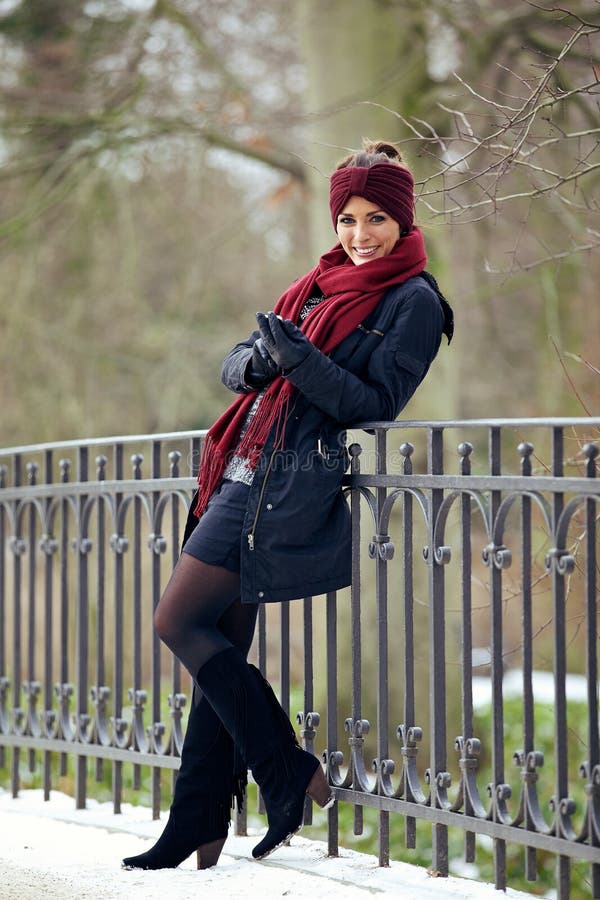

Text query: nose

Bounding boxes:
[353,219,370,243]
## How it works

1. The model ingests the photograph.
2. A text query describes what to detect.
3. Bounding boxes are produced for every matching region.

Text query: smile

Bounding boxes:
[353,246,379,257]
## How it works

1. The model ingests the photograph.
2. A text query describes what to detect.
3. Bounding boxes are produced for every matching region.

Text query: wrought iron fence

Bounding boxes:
[0,418,598,898]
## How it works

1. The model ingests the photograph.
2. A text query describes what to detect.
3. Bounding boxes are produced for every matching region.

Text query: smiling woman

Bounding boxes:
[122,137,453,875]
[336,197,401,265]
[329,142,416,243]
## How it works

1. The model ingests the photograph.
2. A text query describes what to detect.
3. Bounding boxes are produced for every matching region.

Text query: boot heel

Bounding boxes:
[306,765,335,809]
[196,837,226,870]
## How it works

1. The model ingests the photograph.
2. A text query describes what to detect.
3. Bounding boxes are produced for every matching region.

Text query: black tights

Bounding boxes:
[154,552,257,680]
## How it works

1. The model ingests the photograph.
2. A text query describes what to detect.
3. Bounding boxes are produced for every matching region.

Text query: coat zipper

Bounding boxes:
[247,456,273,550]
[247,397,298,551]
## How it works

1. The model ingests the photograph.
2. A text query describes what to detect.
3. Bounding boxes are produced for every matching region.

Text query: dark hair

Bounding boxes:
[335,139,407,171]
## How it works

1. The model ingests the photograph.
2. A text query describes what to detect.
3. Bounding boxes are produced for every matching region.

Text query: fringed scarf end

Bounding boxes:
[194,435,224,518]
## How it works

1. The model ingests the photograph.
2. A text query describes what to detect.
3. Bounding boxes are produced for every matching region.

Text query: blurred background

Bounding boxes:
[0,0,598,448]
[1,6,598,892]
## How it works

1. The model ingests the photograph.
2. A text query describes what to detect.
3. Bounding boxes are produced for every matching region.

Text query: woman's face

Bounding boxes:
[336,195,400,265]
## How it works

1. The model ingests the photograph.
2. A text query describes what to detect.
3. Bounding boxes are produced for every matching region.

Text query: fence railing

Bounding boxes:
[0,418,599,898]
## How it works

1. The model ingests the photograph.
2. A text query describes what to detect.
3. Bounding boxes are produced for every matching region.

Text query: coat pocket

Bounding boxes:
[260,449,346,545]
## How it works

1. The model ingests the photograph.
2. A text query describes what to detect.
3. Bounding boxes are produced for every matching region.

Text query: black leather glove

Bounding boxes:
[256,311,313,371]
[244,336,280,388]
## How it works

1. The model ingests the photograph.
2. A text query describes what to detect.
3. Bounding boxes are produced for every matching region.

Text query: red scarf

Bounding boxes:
[194,227,427,516]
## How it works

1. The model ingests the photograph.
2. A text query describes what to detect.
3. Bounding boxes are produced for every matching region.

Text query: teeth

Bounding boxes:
[355,247,377,255]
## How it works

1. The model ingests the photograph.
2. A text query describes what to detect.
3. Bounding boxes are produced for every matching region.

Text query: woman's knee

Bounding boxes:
[153,599,173,646]
[152,557,195,647]
[153,593,189,652]
[153,555,242,651]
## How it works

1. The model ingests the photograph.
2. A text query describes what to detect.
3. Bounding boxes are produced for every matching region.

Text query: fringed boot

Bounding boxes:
[195,647,334,861]
[122,690,245,870]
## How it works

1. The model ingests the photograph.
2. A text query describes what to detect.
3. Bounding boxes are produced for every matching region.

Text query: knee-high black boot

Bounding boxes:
[122,691,246,870]
[196,647,334,861]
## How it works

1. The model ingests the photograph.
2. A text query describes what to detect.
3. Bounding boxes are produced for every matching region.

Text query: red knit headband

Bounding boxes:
[329,163,415,233]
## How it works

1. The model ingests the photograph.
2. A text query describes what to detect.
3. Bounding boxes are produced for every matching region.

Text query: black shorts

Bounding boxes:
[182,479,250,573]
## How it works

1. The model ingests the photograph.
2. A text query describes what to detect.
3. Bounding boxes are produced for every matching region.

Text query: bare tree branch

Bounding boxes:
[550,336,595,416]
[151,0,249,101]
[482,238,600,272]
[355,14,600,236]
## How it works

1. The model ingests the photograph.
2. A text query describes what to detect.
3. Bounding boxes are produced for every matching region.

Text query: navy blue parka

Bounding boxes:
[185,272,451,605]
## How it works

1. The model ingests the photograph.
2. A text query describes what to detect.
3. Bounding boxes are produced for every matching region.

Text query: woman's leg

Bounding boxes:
[217,594,258,660]
[123,567,258,871]
[153,553,243,678]
[154,550,333,861]
[195,649,335,860]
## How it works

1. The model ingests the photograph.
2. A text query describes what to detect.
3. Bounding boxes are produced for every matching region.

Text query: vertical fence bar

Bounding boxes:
[169,450,182,674]
[95,455,107,784]
[519,442,537,881]
[459,441,475,862]
[11,452,22,797]
[131,452,143,794]
[42,449,54,799]
[257,605,267,674]
[150,441,162,819]
[400,440,417,848]
[349,442,363,838]
[301,594,315,825]
[326,589,339,858]
[280,600,290,718]
[75,444,89,809]
[58,457,71,778]
[169,450,183,728]
[112,442,124,814]
[302,597,314,723]
[489,426,507,890]
[168,450,186,805]
[26,461,38,774]
[190,436,202,479]
[552,427,571,899]
[375,427,390,866]
[256,602,267,817]
[277,597,291,823]
[428,427,448,875]
[584,443,599,897]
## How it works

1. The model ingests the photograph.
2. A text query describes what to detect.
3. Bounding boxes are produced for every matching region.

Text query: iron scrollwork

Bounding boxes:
[1,423,599,897]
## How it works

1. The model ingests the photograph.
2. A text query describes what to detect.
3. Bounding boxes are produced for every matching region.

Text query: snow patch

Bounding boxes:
[0,788,533,899]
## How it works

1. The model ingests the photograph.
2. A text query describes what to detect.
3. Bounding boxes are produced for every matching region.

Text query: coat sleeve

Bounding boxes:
[284,284,445,424]
[221,329,270,394]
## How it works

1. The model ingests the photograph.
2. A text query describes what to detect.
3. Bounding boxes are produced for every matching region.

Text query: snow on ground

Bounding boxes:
[0,789,533,900]
[472,669,589,710]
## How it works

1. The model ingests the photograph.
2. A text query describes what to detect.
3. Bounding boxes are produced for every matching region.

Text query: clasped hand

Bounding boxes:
[248,336,279,384]
[256,311,312,371]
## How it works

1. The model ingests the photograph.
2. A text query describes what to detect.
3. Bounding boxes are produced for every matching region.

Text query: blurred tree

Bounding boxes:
[0,0,597,445]
[0,0,309,443]
[297,0,432,251]
[297,0,599,418]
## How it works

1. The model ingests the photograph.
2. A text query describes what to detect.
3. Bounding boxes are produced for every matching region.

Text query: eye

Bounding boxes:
[338,216,355,226]
[369,214,386,223]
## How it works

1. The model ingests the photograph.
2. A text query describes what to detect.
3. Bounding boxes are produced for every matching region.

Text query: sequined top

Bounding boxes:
[222,296,325,485]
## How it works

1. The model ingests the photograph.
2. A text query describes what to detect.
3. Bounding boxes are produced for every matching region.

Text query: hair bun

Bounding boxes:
[362,139,402,162]
[334,139,406,172]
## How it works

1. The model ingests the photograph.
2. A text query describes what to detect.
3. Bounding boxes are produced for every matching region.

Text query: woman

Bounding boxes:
[122,140,453,871]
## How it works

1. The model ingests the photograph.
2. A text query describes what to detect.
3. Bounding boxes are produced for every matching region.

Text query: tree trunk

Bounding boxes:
[297,0,430,256]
